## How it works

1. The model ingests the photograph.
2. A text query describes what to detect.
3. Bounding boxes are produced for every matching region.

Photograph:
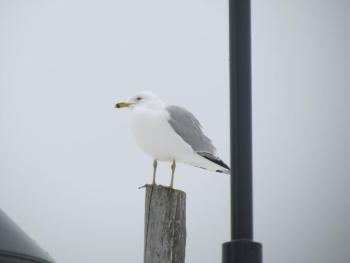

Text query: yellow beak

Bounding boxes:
[115,102,132,108]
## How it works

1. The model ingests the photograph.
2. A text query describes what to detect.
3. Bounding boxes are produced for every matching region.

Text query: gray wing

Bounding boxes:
[166,105,216,154]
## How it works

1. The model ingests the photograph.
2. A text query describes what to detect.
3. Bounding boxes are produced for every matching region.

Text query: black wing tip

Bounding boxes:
[197,152,230,170]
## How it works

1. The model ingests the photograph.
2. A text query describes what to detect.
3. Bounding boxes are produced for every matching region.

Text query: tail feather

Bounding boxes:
[197,152,230,174]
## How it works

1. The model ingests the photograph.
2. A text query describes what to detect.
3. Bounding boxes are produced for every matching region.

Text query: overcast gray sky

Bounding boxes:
[1,0,349,262]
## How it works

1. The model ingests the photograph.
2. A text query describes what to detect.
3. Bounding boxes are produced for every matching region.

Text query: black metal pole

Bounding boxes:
[222,0,262,262]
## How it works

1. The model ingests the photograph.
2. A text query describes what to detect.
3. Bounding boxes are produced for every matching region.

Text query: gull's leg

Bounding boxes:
[152,160,158,185]
[170,160,176,188]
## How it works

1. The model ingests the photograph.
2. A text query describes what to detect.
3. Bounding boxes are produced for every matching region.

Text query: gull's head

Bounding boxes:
[115,91,165,110]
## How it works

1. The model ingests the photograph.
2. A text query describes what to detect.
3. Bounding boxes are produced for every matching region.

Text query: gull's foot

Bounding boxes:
[138,183,157,189]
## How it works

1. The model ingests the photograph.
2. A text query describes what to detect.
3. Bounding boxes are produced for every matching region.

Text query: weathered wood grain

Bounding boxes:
[144,185,186,263]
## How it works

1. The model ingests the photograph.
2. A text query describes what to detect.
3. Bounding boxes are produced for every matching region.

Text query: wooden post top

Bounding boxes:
[144,184,186,263]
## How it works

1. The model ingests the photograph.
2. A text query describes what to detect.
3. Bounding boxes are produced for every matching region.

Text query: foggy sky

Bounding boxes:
[1,0,349,262]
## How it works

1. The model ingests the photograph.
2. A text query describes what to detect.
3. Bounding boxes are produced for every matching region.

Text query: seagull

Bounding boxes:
[115,91,230,188]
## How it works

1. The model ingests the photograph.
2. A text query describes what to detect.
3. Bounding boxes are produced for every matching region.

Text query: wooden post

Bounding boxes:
[144,185,186,263]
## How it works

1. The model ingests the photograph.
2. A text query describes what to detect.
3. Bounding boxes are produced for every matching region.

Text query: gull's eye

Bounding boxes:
[136,97,142,101]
